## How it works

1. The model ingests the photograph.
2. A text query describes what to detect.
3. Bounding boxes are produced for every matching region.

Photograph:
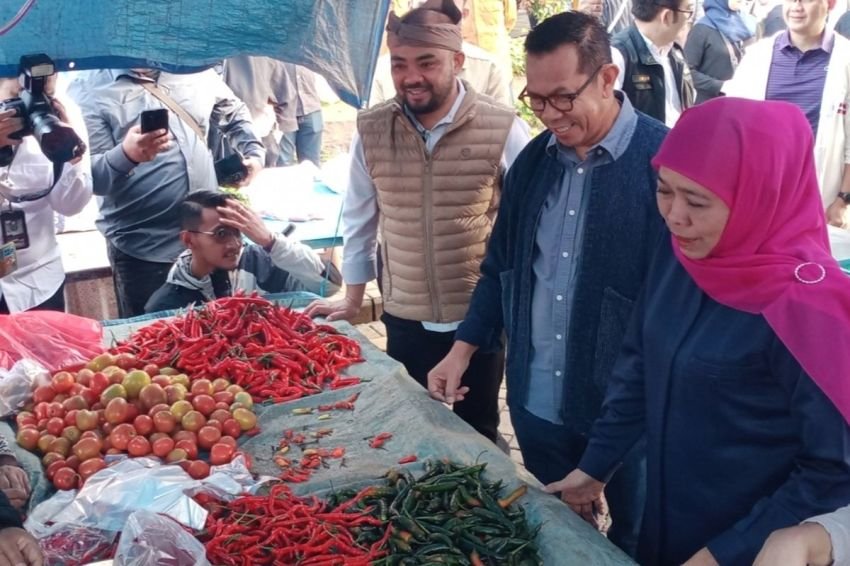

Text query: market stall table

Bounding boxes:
[88,300,636,565]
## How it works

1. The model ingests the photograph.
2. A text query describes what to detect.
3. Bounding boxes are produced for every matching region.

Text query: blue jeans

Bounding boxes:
[278,110,324,166]
[511,405,646,558]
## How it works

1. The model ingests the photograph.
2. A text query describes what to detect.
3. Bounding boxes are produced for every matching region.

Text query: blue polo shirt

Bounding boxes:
[765,31,833,137]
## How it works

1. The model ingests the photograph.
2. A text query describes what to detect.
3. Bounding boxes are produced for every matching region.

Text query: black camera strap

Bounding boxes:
[0,146,64,203]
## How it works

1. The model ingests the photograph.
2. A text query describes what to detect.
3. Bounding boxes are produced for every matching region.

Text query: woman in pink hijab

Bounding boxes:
[545,97,850,566]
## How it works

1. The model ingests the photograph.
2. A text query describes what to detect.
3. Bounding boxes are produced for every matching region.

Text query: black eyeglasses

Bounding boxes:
[189,227,241,244]
[518,66,603,114]
[655,2,696,20]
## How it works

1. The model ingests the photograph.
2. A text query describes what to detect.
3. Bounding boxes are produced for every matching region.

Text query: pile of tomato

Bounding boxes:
[15,352,259,490]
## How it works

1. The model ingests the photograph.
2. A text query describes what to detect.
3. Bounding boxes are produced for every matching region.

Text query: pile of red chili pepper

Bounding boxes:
[194,483,392,565]
[112,294,364,402]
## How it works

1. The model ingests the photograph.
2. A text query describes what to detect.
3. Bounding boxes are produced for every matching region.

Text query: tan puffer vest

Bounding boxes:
[358,86,515,322]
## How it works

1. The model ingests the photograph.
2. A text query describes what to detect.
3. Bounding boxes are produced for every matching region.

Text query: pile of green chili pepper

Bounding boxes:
[326,460,543,566]
[112,294,364,402]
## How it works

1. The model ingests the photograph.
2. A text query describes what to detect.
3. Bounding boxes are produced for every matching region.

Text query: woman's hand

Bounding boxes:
[544,469,609,532]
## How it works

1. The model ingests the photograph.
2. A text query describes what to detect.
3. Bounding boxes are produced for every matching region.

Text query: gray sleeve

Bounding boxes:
[806,507,850,566]
[210,77,266,162]
[66,81,137,197]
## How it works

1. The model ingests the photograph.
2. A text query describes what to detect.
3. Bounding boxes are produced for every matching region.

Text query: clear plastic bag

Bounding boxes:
[113,510,210,566]
[0,359,49,416]
[37,523,117,566]
[0,311,103,372]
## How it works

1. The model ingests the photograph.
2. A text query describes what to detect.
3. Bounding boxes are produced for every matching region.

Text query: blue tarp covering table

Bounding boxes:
[97,296,636,564]
[0,0,390,107]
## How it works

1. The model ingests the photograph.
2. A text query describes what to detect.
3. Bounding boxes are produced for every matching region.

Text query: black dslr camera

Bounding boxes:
[0,54,85,167]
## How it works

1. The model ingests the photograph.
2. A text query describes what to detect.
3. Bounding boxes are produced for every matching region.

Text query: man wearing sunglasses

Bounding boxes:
[144,190,340,314]
[610,0,696,126]
[427,12,668,557]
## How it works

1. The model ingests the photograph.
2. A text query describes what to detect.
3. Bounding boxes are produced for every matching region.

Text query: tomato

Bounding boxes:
[233,392,253,410]
[99,384,127,407]
[46,402,65,419]
[214,402,230,411]
[169,400,193,420]
[47,437,71,458]
[15,411,36,429]
[32,385,57,404]
[80,430,103,441]
[152,375,171,388]
[37,433,56,453]
[139,384,167,411]
[122,370,152,399]
[86,353,115,372]
[112,423,138,450]
[222,419,242,439]
[65,454,81,471]
[16,428,39,451]
[61,426,82,445]
[191,395,216,417]
[181,411,206,432]
[197,426,222,450]
[33,402,49,421]
[148,403,171,417]
[53,467,77,490]
[143,363,160,376]
[175,439,198,460]
[212,391,234,405]
[89,372,110,395]
[209,443,235,466]
[165,384,187,405]
[44,417,63,437]
[42,451,65,467]
[211,378,229,392]
[46,459,67,481]
[75,409,98,432]
[170,374,190,388]
[191,379,213,397]
[63,410,79,427]
[127,436,151,457]
[186,460,210,480]
[152,437,175,458]
[148,432,169,444]
[231,408,257,431]
[172,430,197,445]
[78,458,106,482]
[114,353,138,371]
[104,397,130,425]
[225,384,243,396]
[62,395,89,415]
[165,448,188,464]
[153,411,177,434]
[133,414,154,436]
[73,437,103,462]
[75,368,94,387]
[53,394,67,404]
[205,419,223,433]
[51,371,76,393]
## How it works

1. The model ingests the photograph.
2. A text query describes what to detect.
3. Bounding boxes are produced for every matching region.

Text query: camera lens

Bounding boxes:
[31,114,82,164]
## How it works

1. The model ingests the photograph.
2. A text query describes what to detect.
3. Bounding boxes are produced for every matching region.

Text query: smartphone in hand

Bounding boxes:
[140,108,169,133]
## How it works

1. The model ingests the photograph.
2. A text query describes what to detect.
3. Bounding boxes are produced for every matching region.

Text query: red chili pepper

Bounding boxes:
[397,455,418,464]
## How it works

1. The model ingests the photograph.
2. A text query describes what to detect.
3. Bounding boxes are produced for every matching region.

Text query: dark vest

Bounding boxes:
[612,26,695,124]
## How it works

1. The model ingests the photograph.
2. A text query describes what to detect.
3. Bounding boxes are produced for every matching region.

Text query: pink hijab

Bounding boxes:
[652,97,850,423]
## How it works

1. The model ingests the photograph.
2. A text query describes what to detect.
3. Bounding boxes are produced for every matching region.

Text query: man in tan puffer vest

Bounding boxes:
[306,0,529,442]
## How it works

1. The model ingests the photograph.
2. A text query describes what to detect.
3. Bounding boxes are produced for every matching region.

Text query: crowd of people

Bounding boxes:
[0,0,850,563]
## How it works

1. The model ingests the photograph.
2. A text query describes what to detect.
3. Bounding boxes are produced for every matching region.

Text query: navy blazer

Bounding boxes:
[580,236,850,565]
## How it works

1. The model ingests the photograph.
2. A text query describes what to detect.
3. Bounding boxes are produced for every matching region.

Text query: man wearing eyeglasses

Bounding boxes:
[144,190,340,314]
[610,0,696,126]
[305,0,529,444]
[427,11,667,558]
[724,0,850,243]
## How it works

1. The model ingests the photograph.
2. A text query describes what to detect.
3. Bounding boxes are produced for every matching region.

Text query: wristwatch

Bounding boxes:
[839,192,850,204]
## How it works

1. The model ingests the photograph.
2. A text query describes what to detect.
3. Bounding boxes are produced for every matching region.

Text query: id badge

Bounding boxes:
[0,209,28,250]
[0,242,17,278]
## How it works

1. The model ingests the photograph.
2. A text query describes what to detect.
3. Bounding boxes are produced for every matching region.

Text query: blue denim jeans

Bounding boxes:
[278,110,324,166]
[511,404,646,559]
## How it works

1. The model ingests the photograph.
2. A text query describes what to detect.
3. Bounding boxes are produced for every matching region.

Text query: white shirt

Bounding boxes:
[343,81,530,331]
[612,30,683,127]
[0,93,93,312]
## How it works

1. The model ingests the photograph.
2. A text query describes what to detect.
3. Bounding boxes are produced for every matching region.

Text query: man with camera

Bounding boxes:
[0,59,92,314]
[67,68,265,318]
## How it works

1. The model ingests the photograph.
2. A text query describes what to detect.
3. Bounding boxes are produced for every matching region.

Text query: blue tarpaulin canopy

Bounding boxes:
[0,0,390,108]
